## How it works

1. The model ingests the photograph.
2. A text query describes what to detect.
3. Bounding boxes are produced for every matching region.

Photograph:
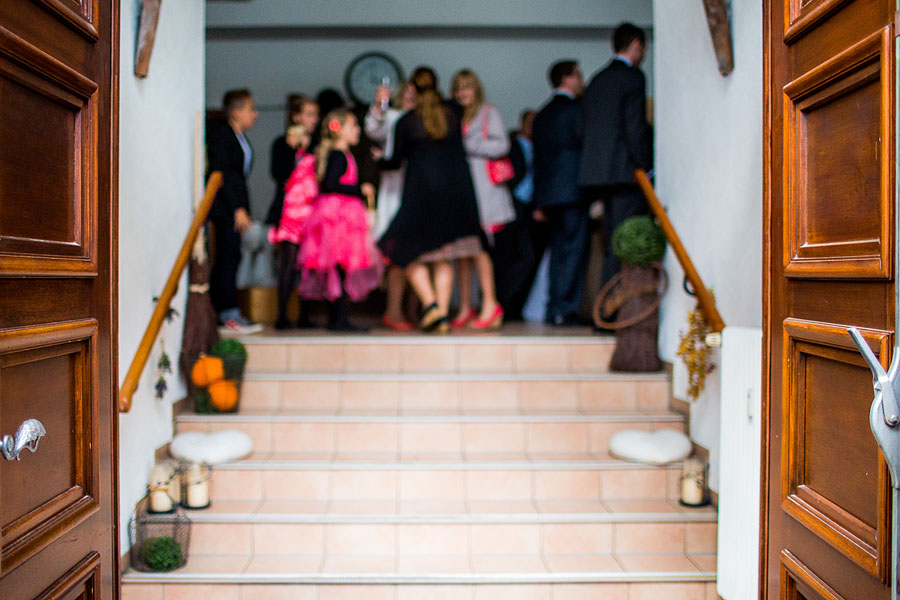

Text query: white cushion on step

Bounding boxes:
[170,430,253,465]
[608,429,692,466]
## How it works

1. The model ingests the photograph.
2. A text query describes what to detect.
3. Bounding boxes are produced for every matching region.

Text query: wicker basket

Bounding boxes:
[129,496,192,572]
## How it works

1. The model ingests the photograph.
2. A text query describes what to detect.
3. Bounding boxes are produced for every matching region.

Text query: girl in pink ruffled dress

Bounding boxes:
[299,109,382,331]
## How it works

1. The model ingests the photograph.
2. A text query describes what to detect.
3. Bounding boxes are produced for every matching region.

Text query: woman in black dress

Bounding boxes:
[378,67,486,332]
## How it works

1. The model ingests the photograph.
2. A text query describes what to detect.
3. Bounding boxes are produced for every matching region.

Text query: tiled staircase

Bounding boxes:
[122,332,718,600]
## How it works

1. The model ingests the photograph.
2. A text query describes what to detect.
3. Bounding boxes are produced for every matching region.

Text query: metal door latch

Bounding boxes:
[848,327,900,598]
[1,418,47,461]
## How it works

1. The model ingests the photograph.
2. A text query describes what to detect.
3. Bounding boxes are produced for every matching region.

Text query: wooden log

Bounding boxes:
[134,0,163,78]
[701,0,734,77]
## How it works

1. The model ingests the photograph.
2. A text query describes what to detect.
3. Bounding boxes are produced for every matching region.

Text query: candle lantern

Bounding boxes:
[147,462,177,514]
[679,455,710,507]
[181,462,211,509]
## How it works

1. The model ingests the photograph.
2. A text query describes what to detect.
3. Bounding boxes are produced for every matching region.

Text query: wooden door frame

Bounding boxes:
[110,0,122,587]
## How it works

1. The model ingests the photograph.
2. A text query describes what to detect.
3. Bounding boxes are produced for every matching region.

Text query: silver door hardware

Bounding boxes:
[1,418,47,461]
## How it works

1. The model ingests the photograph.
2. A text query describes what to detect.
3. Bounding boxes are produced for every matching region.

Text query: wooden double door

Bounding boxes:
[0,1,118,599]
[764,0,897,598]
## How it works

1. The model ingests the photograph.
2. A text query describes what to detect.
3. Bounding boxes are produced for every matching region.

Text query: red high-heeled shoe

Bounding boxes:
[470,305,504,330]
[451,308,478,329]
[382,314,414,331]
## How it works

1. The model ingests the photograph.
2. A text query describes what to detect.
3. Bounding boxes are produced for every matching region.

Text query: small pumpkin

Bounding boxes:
[208,379,239,412]
[191,356,225,388]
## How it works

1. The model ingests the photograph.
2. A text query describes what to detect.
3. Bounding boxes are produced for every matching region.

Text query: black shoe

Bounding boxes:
[296,314,316,329]
[548,314,588,327]
[327,320,369,333]
[274,317,292,330]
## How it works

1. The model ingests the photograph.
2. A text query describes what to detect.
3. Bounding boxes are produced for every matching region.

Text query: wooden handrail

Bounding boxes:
[119,172,223,413]
[635,169,726,333]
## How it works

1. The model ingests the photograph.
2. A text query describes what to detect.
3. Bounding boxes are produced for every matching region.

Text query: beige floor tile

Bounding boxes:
[397,584,473,599]
[325,524,396,555]
[628,582,706,600]
[515,344,570,372]
[172,555,249,574]
[543,554,622,573]
[457,344,515,372]
[280,381,341,411]
[589,422,649,454]
[335,423,399,453]
[120,583,162,600]
[467,471,532,501]
[534,471,601,500]
[200,499,261,515]
[163,584,240,600]
[636,380,670,409]
[271,422,335,453]
[240,584,317,600]
[288,344,345,372]
[400,451,464,462]
[262,470,330,501]
[242,555,324,575]
[344,344,401,373]
[400,381,460,411]
[690,553,718,572]
[469,554,548,574]
[210,470,264,500]
[399,499,468,515]
[614,522,685,554]
[245,344,288,372]
[705,581,723,600]
[535,499,608,514]
[190,523,252,555]
[470,524,540,555]
[318,585,395,600]
[254,523,324,554]
[331,470,398,501]
[686,522,718,554]
[600,469,668,500]
[604,499,679,514]
[208,422,273,454]
[527,422,588,453]
[400,470,465,500]
[578,381,637,411]
[568,344,614,372]
[459,381,518,412]
[401,344,458,372]
[467,500,537,514]
[339,380,400,413]
[401,423,463,453]
[519,382,578,412]
[617,553,700,573]
[328,500,399,514]
[463,423,526,453]
[543,523,613,554]
[551,583,626,599]
[240,381,281,410]
[319,554,396,574]
[257,500,330,514]
[397,524,468,554]
[473,583,551,600]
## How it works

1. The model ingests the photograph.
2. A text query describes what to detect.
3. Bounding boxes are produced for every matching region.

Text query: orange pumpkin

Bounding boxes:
[208,379,239,412]
[191,356,225,388]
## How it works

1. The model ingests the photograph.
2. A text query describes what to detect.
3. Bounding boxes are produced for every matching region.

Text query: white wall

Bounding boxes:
[205,1,652,219]
[118,0,205,550]
[653,0,763,492]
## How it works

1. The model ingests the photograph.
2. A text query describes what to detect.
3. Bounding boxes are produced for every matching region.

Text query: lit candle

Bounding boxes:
[680,457,708,506]
[148,463,174,513]
[183,462,210,509]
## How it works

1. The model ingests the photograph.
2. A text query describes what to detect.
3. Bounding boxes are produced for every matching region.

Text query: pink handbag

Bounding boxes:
[482,106,515,185]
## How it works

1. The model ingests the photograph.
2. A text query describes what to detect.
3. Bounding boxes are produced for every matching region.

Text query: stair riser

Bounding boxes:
[186,521,718,557]
[179,420,684,455]
[244,342,615,375]
[235,378,669,413]
[209,468,682,503]
[122,581,720,600]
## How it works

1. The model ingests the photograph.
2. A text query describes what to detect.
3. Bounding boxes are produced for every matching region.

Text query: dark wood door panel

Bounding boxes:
[31,0,99,40]
[782,27,893,279]
[781,550,846,599]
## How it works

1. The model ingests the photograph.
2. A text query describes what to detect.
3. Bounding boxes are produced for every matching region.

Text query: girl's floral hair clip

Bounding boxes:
[328,119,341,132]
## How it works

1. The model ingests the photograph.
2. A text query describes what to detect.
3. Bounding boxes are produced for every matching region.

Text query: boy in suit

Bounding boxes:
[533,60,586,326]
[207,88,263,334]
[579,23,653,287]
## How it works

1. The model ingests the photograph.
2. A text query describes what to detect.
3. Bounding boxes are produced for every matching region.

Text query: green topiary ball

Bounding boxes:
[143,536,182,571]
[209,339,248,380]
[611,216,666,267]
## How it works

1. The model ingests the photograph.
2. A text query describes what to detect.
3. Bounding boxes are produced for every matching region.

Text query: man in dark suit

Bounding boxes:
[207,88,262,334]
[579,23,653,287]
[533,60,586,326]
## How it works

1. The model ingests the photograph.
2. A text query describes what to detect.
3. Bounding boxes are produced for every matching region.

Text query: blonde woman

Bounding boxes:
[451,69,514,329]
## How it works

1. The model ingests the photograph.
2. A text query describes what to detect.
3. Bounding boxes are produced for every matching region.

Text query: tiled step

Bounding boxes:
[234,372,670,413]
[208,456,685,503]
[240,335,619,375]
[176,412,684,457]
[123,579,720,599]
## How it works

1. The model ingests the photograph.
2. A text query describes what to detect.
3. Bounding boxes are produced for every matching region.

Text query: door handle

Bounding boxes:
[848,327,900,598]
[1,418,47,461]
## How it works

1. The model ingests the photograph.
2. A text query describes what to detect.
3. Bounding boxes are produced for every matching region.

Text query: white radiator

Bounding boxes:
[717,327,763,600]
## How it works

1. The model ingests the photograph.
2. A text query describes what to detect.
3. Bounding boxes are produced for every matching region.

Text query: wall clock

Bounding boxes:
[344,51,404,106]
